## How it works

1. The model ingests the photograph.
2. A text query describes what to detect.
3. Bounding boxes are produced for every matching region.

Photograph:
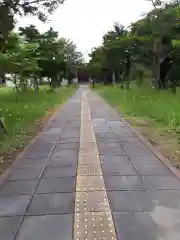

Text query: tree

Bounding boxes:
[19,25,41,41]
[0,0,65,47]
[103,22,128,43]
[0,0,65,84]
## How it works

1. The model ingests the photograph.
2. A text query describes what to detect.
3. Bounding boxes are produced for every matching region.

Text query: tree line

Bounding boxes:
[87,0,180,93]
[0,0,83,93]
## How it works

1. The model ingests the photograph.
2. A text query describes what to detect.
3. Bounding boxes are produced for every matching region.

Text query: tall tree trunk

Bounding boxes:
[171,81,177,94]
[13,74,19,102]
[153,39,161,88]
[33,77,39,94]
[112,71,116,85]
[0,73,6,84]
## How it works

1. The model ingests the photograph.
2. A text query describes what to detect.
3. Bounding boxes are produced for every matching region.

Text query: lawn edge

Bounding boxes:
[122,118,180,180]
[0,92,72,188]
[94,89,180,181]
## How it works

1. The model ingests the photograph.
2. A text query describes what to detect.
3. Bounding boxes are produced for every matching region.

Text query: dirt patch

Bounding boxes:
[125,116,180,169]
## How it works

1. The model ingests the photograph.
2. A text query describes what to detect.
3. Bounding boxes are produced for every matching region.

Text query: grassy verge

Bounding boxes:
[0,86,76,172]
[94,84,180,168]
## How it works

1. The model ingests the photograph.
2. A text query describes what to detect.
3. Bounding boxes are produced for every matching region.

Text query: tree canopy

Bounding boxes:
[0,0,64,47]
[87,0,180,92]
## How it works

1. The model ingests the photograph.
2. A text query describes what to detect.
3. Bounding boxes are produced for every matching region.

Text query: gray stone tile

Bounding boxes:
[97,142,122,149]
[0,195,31,216]
[98,147,126,156]
[123,144,153,156]
[113,212,162,240]
[48,157,77,166]
[9,167,43,180]
[135,163,171,176]
[104,176,145,190]
[94,126,111,132]
[27,193,75,215]
[113,127,135,138]
[0,216,22,240]
[45,127,62,135]
[57,137,79,144]
[108,191,154,212]
[100,155,129,164]
[24,149,51,159]
[54,142,79,150]
[42,165,76,178]
[142,176,180,190]
[151,190,180,210]
[109,120,126,127]
[51,149,78,159]
[15,158,48,168]
[0,179,38,196]
[16,214,73,240]
[60,132,80,138]
[95,131,116,138]
[36,134,59,143]
[121,140,146,148]
[36,177,76,194]
[129,155,163,166]
[102,163,137,176]
[118,137,142,143]
[29,142,54,153]
[96,136,119,143]
[101,156,137,175]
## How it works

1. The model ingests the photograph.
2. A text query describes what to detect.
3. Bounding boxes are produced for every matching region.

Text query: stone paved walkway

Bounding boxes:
[0,85,180,240]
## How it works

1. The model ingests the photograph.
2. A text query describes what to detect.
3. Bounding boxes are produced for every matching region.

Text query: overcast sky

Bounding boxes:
[18,0,152,61]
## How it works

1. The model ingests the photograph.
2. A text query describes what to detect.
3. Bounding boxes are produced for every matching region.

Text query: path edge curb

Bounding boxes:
[122,118,180,180]
[92,90,180,181]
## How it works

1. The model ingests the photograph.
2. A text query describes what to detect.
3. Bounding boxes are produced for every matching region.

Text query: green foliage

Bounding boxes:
[88,1,180,90]
[0,86,75,156]
[0,0,65,46]
[95,83,180,126]
[0,24,83,89]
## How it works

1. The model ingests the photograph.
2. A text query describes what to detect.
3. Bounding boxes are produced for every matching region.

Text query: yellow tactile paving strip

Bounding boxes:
[73,91,117,240]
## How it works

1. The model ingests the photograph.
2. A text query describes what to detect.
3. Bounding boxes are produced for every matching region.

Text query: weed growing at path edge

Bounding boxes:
[94,84,180,167]
[95,84,180,127]
[0,86,75,168]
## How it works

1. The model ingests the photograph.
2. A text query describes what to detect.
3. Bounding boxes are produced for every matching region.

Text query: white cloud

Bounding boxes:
[18,0,152,61]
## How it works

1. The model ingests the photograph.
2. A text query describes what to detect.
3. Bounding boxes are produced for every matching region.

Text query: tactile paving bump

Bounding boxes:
[81,126,94,133]
[80,127,95,138]
[80,136,96,144]
[81,112,91,117]
[74,212,117,240]
[75,191,110,212]
[78,154,100,165]
[80,142,98,155]
[81,123,93,128]
[77,165,102,176]
[76,176,105,191]
[81,115,91,120]
[80,136,96,143]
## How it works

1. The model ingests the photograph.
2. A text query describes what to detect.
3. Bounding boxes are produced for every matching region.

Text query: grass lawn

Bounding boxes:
[94,83,180,168]
[0,86,76,172]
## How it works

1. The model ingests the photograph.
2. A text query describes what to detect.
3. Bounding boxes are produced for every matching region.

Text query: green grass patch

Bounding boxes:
[94,84,180,127]
[0,86,76,160]
[93,83,180,167]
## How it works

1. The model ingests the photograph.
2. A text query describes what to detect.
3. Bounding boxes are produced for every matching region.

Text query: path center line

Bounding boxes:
[73,90,117,240]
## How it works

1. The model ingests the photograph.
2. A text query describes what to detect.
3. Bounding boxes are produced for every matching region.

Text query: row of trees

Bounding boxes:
[0,0,83,93]
[87,0,180,93]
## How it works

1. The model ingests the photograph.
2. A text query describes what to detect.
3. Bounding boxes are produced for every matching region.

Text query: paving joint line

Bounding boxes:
[13,131,61,240]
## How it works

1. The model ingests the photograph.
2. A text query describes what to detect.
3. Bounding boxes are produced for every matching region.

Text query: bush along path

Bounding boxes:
[0,85,180,240]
